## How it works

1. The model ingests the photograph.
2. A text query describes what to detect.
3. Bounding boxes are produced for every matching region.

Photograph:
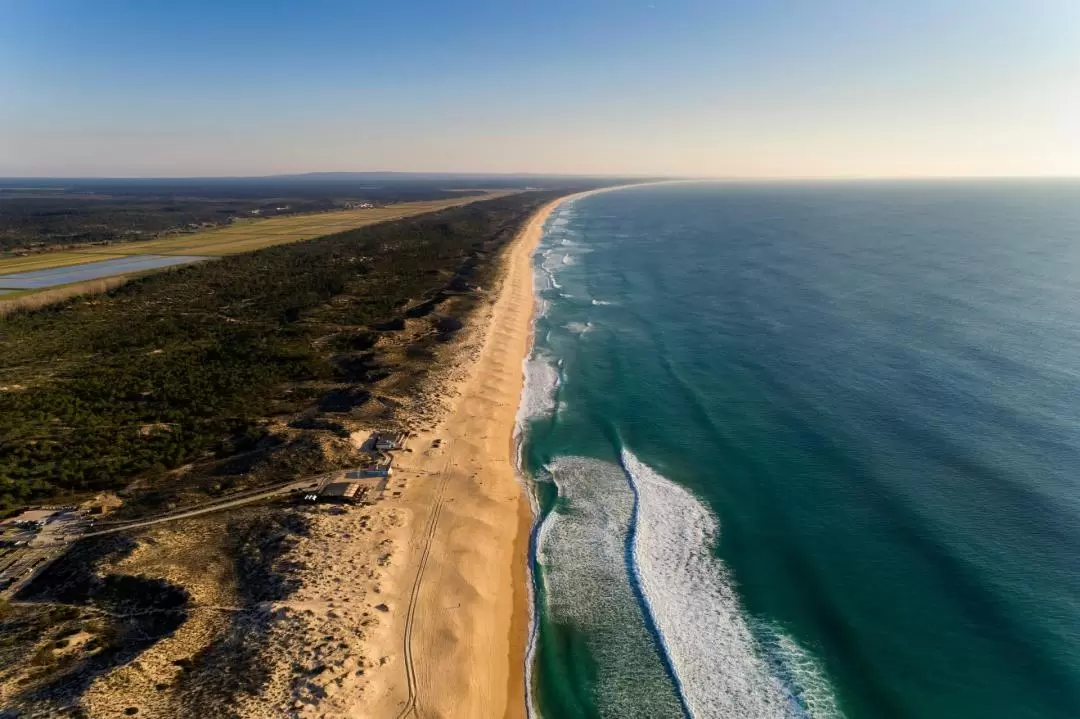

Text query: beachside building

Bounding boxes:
[346,454,393,479]
[372,430,408,451]
[347,467,390,479]
[317,481,365,504]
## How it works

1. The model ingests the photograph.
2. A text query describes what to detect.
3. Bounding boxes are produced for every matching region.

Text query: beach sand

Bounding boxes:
[375,189,634,718]
[232,195,565,719]
[382,196,562,718]
[229,188,660,719]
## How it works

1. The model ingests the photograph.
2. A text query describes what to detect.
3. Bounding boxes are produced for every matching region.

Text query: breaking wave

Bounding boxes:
[529,451,844,719]
[535,457,686,718]
[622,449,843,719]
[517,354,560,428]
[524,187,845,719]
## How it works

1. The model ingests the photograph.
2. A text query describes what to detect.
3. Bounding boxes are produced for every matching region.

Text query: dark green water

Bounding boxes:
[520,182,1080,719]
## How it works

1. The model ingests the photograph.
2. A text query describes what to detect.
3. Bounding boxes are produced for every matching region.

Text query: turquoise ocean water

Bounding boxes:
[518,182,1080,719]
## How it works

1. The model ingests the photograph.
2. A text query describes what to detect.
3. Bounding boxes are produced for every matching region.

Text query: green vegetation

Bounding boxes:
[0,194,510,281]
[0,178,497,254]
[0,192,552,508]
[9,534,190,706]
[0,196,264,252]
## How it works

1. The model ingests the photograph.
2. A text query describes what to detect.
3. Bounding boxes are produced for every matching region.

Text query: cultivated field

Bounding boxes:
[0,191,513,274]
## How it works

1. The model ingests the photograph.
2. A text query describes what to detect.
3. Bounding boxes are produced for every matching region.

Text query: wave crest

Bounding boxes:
[535,456,687,717]
[622,449,843,719]
[516,354,560,428]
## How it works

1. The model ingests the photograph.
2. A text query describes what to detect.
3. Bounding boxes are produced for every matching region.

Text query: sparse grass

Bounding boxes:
[0,277,135,317]
[0,252,129,274]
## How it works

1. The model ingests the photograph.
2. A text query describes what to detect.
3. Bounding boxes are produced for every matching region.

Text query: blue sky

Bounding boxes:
[1,0,1077,177]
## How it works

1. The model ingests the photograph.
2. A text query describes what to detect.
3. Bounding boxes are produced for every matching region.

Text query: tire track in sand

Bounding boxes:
[396,444,456,719]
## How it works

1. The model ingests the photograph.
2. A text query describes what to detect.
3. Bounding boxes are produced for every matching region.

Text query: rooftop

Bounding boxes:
[319,481,364,499]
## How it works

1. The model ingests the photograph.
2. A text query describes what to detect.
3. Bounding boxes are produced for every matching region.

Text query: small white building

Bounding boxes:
[372,430,407,451]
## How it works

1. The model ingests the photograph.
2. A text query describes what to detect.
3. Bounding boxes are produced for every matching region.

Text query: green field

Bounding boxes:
[0,192,513,277]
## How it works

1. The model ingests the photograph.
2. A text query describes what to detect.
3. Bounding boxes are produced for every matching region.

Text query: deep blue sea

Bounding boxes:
[518,181,1080,719]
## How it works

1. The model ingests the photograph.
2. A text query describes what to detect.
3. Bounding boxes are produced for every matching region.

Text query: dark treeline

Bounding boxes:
[0,191,554,508]
[0,174,629,252]
[0,191,470,253]
[0,197,279,251]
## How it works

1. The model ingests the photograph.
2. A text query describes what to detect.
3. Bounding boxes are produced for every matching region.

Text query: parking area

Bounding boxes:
[0,507,96,595]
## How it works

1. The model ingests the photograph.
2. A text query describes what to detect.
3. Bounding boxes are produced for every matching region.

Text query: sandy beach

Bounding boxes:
[222,194,566,719]
[380,188,641,718]
[0,189,645,719]
[382,195,560,719]
[225,189,652,719]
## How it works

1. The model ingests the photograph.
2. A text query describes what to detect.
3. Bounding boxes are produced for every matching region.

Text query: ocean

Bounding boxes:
[517,181,1080,719]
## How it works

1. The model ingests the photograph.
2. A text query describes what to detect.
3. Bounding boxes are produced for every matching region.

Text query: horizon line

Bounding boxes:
[1,172,1079,183]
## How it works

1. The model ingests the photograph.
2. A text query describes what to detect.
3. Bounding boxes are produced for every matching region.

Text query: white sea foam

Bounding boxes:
[622,449,843,719]
[533,267,552,292]
[565,321,592,335]
[591,299,614,306]
[540,252,564,274]
[752,620,845,719]
[561,253,575,265]
[536,457,686,718]
[525,194,580,719]
[534,265,562,294]
[515,354,560,428]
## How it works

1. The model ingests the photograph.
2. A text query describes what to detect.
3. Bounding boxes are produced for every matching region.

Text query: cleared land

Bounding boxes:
[0,252,132,274]
[0,191,513,276]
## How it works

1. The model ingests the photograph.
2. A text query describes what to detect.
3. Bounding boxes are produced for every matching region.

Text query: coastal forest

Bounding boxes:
[0,191,553,509]
[0,174,589,252]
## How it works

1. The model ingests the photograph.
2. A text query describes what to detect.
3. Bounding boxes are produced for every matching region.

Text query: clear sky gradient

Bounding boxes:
[1,0,1077,178]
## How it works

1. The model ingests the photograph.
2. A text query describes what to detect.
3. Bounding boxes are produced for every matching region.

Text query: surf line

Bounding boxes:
[521,459,549,719]
[519,205,567,719]
[614,435,695,719]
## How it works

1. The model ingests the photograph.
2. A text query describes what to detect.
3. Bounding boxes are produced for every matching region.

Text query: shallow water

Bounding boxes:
[0,254,207,289]
[521,181,1080,719]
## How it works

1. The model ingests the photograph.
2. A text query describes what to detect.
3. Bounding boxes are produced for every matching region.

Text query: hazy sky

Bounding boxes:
[2,0,1078,178]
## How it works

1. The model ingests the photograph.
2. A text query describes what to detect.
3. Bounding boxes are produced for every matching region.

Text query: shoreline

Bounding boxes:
[511,184,654,718]
[509,184,643,716]
[387,185,644,717]
[370,191,574,718]
[233,185,649,719]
